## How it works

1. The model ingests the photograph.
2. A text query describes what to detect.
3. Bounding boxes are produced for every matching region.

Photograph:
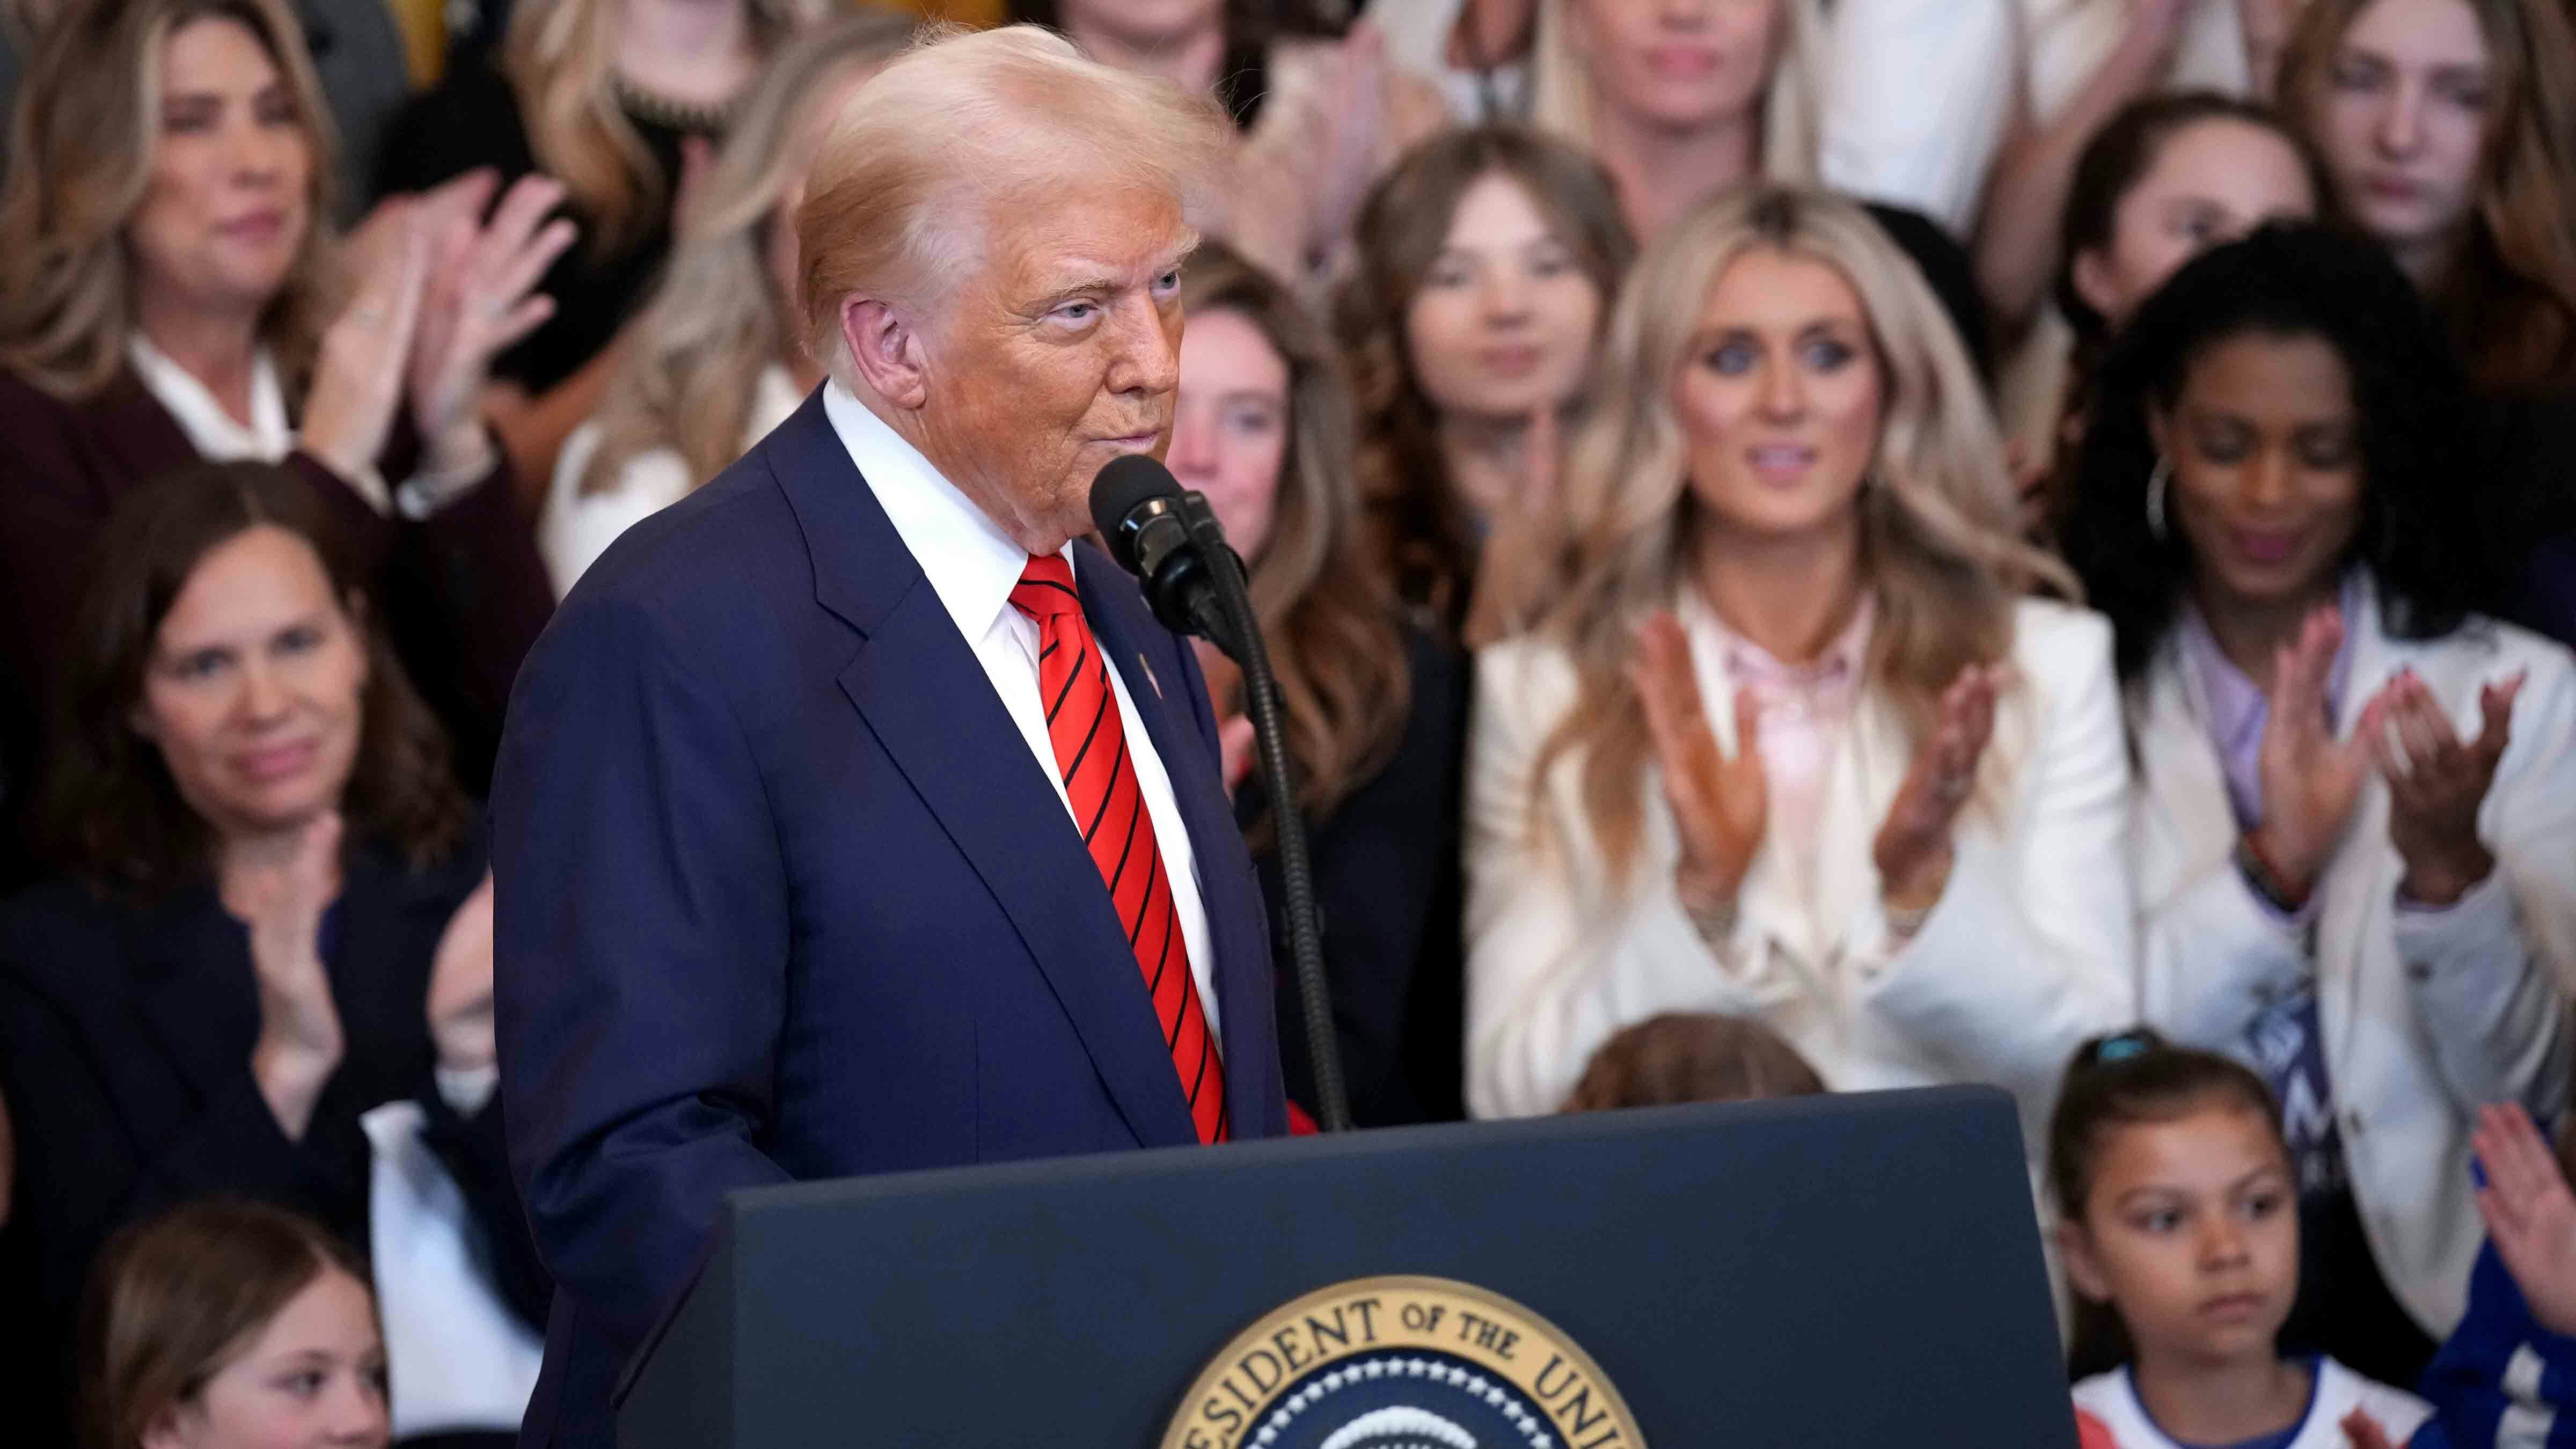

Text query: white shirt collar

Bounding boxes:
[821,381,1070,643]
[127,332,292,465]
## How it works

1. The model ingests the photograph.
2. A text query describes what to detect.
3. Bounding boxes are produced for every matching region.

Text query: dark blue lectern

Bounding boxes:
[618,1085,2076,1447]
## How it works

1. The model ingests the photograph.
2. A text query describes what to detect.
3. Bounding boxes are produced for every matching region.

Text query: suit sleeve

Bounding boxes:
[491,584,791,1364]
[1850,611,2140,1101]
[1462,643,1805,1120]
[2387,655,2576,1117]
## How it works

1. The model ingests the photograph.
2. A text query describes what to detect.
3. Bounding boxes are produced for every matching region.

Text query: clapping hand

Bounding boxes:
[233,810,347,1139]
[2249,607,2388,903]
[2372,667,2519,906]
[408,173,580,475]
[2472,1102,2576,1336]
[1631,612,1766,911]
[1872,662,2005,906]
[301,204,431,487]
[426,872,497,1075]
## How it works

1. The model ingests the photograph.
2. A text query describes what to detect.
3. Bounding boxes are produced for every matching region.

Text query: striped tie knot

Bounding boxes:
[1010,554,1082,621]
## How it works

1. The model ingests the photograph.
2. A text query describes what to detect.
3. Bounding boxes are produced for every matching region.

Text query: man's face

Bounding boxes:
[912,181,1192,551]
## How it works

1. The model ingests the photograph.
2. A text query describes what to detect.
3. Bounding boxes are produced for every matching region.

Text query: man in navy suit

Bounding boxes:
[488,27,1284,1447]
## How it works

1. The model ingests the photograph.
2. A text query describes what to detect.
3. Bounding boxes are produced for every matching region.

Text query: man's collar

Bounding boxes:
[821,382,1072,646]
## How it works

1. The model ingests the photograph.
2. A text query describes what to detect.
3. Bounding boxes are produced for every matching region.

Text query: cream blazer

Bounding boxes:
[2134,581,2576,1336]
[1466,596,2138,1143]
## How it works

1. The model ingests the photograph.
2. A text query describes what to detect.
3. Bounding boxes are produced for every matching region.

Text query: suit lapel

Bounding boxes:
[131,887,263,1114]
[766,393,1197,1148]
[1075,548,1283,1139]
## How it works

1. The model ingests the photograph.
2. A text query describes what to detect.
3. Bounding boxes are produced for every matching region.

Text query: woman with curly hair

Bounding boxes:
[2062,222,2576,1385]
[0,464,546,1444]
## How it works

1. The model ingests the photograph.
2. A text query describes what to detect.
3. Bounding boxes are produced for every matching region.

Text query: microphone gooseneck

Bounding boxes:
[1087,456,1354,1135]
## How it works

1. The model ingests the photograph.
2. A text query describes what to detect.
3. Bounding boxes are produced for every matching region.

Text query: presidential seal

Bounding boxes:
[1161,1276,1646,1449]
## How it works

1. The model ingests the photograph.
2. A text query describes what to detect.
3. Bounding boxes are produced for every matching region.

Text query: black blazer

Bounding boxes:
[1257,624,1469,1127]
[0,824,545,1445]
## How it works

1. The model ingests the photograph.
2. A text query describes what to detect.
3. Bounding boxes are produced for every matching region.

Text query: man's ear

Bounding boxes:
[2058,1216,2113,1304]
[841,296,930,411]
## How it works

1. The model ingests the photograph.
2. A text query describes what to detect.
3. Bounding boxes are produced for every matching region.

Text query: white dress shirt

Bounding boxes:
[543,364,804,596]
[821,383,1220,1041]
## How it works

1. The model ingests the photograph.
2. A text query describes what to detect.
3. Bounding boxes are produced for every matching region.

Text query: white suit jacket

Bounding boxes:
[2134,582,2576,1336]
[1465,596,2137,1139]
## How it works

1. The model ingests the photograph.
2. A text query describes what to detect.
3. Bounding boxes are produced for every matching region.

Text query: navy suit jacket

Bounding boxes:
[490,390,1289,1448]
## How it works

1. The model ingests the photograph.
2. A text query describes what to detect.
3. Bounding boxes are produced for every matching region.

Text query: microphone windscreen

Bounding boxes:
[1089,454,1185,570]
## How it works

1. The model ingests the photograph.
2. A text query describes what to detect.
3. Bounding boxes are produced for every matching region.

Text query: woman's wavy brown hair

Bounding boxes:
[1184,243,1412,825]
[1521,186,2076,886]
[2281,0,2576,394]
[0,0,339,400]
[39,463,470,898]
[1338,126,1636,640]
[503,0,802,260]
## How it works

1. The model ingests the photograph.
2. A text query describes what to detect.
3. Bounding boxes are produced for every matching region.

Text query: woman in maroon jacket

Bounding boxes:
[0,0,560,828]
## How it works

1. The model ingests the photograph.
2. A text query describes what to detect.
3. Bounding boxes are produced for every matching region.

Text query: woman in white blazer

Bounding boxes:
[1466,186,2136,1139]
[541,13,910,594]
[2063,223,2574,1386]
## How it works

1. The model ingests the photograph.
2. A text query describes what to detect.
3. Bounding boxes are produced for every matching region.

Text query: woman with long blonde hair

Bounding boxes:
[542,9,912,592]
[380,0,809,489]
[1171,243,1469,1125]
[1465,186,2134,1139]
[1525,0,1826,239]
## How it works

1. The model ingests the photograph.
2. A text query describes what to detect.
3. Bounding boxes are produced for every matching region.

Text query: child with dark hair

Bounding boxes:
[1561,1013,1827,1113]
[2053,1030,2431,1449]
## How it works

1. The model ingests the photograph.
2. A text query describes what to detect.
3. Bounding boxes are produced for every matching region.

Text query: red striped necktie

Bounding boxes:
[1009,554,1227,1144]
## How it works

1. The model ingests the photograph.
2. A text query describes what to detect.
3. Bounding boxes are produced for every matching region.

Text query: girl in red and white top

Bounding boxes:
[2054,1030,2429,1449]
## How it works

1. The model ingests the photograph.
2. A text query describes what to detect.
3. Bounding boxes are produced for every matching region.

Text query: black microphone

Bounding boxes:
[1089,455,1238,651]
[1085,454,1353,1133]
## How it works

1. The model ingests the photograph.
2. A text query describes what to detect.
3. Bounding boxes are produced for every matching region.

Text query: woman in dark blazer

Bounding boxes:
[0,0,564,824]
[0,464,544,1447]
[1170,244,1469,1128]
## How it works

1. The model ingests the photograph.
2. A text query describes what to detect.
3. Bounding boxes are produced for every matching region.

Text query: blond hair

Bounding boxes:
[795,23,1228,375]
[1529,0,1826,183]
[1514,187,2076,884]
[503,0,801,259]
[0,0,339,400]
[581,10,913,495]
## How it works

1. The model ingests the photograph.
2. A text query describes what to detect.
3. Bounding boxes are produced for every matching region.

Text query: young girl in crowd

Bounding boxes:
[2063,222,2576,1386]
[543,9,913,594]
[79,1200,389,1449]
[0,0,559,806]
[1528,0,1826,239]
[2278,0,2576,641]
[1341,126,1635,641]
[383,0,806,485]
[1463,186,2134,1142]
[0,464,543,1446]
[1170,243,1471,1128]
[2029,90,2328,532]
[1011,0,1446,282]
[2053,1031,2433,1449]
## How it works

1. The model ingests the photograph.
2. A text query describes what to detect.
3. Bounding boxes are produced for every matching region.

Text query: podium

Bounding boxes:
[619,1086,2077,1447]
